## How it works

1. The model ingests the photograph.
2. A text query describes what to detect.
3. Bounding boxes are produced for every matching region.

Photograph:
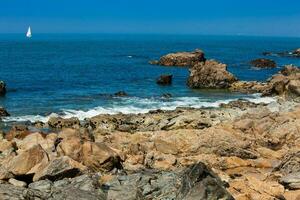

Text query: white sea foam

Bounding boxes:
[2,95,276,123]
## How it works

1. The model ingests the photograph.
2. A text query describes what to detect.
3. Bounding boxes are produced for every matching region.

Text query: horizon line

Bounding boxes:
[0,32,300,39]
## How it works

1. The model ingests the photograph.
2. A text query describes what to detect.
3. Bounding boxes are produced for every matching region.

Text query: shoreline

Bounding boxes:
[0,49,299,199]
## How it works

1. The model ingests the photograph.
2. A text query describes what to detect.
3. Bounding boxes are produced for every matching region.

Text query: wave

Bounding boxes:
[2,94,276,123]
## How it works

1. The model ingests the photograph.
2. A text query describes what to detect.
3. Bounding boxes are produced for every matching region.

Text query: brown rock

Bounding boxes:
[250,58,277,68]
[0,139,15,153]
[187,59,237,89]
[156,74,172,85]
[154,49,205,67]
[229,81,269,94]
[57,137,83,162]
[16,132,55,153]
[280,65,300,76]
[3,144,48,176]
[0,167,14,180]
[48,117,80,129]
[82,142,120,172]
[5,125,30,141]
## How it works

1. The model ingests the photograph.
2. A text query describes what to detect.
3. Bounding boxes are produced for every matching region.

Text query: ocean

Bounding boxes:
[1,34,300,124]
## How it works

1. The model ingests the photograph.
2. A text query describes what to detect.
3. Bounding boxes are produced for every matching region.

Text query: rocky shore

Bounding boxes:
[0,49,299,199]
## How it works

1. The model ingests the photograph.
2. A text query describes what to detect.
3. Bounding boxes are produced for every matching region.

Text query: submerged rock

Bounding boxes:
[262,48,300,58]
[187,59,237,89]
[156,74,172,85]
[250,58,277,68]
[152,49,205,67]
[114,91,128,97]
[0,81,6,96]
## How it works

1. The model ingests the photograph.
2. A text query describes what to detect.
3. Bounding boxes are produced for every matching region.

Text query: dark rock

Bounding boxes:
[162,93,172,98]
[292,48,300,57]
[28,179,53,192]
[0,174,106,200]
[156,75,172,85]
[153,49,206,67]
[187,60,237,89]
[262,48,300,58]
[262,52,273,56]
[0,81,6,96]
[250,58,277,68]
[114,91,128,97]
[104,163,233,200]
[274,151,300,175]
[0,107,9,117]
[220,99,266,110]
[280,172,300,190]
[33,121,45,129]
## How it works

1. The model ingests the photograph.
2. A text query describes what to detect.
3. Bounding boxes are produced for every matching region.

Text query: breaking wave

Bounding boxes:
[2,94,276,123]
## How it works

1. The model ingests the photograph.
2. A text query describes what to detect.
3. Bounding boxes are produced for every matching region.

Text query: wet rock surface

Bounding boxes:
[0,81,6,96]
[263,48,300,58]
[0,107,9,117]
[151,49,205,67]
[250,58,277,68]
[156,74,172,85]
[187,59,237,89]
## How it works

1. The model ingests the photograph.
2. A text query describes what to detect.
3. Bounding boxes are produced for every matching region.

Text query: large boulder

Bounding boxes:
[82,142,121,172]
[156,74,172,85]
[187,59,237,89]
[151,49,205,67]
[262,65,300,98]
[104,163,233,200]
[0,81,6,96]
[250,58,277,68]
[0,107,9,117]
[33,156,86,182]
[2,144,48,176]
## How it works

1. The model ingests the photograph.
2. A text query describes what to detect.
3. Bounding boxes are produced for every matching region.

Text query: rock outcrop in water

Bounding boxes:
[187,59,237,89]
[156,74,172,85]
[150,49,205,67]
[250,58,277,68]
[0,81,6,96]
[230,65,300,99]
[263,48,300,58]
[0,107,9,117]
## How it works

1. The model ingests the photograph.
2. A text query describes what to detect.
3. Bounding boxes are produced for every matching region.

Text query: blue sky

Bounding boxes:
[1,0,300,36]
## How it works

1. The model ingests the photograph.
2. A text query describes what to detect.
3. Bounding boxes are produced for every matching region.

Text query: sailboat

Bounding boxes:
[26,26,32,38]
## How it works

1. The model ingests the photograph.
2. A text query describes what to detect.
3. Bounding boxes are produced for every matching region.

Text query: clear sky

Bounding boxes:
[1,0,300,36]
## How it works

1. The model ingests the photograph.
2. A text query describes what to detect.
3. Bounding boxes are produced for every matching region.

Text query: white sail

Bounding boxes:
[26,27,32,38]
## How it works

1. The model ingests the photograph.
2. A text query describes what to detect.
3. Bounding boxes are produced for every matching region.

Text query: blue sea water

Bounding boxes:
[0,34,300,123]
